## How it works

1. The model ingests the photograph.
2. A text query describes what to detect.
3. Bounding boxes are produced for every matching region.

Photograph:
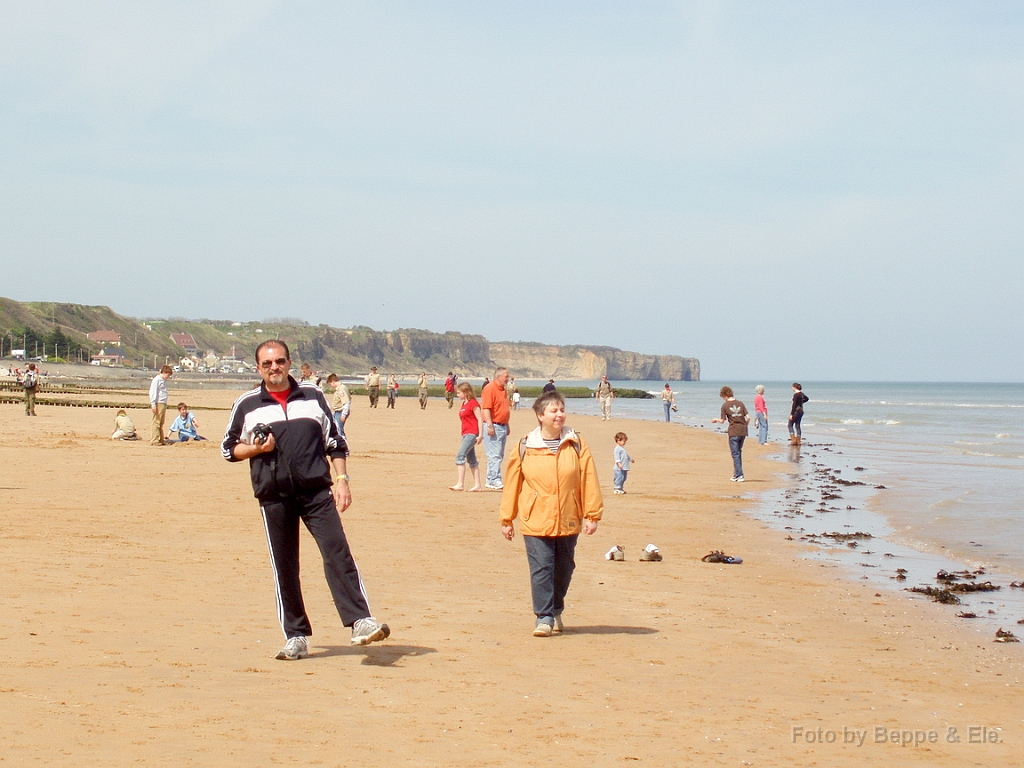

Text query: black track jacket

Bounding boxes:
[221,377,349,502]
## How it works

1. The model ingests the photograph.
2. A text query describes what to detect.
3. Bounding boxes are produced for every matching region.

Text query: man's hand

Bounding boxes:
[583,519,599,535]
[333,479,352,513]
[501,524,514,541]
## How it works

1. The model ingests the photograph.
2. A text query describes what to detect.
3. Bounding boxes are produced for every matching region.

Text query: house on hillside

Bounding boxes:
[170,333,199,354]
[87,330,122,346]
[91,347,126,366]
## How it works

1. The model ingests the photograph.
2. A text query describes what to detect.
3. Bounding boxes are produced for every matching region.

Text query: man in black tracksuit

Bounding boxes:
[222,340,389,660]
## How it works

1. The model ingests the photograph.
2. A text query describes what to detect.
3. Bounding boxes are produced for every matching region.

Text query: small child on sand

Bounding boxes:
[111,409,138,440]
[169,403,206,442]
[613,432,633,494]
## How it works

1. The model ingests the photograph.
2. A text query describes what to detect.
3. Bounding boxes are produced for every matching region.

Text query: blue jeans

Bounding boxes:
[455,433,479,467]
[524,534,578,623]
[484,423,508,487]
[663,401,672,422]
[729,435,745,478]
[613,467,627,491]
[333,411,347,440]
[756,412,768,444]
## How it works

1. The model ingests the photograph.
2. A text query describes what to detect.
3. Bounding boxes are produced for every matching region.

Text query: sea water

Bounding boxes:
[522,379,1024,624]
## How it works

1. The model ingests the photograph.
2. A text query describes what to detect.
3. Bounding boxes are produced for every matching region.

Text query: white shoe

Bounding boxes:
[276,636,309,660]
[552,615,564,633]
[533,622,553,637]
[351,617,391,646]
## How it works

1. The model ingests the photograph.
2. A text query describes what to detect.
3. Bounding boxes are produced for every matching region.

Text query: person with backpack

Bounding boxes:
[23,363,39,416]
[500,390,603,637]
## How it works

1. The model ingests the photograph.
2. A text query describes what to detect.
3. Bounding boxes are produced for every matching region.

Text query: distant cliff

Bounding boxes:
[0,298,699,380]
[489,343,699,381]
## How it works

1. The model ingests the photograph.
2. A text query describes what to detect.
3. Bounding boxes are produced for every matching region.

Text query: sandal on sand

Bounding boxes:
[701,550,743,564]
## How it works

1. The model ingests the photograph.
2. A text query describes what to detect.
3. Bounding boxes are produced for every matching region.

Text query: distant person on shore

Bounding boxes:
[326,374,351,439]
[612,432,633,494]
[481,367,511,490]
[365,367,381,408]
[149,365,173,445]
[299,363,316,385]
[595,375,614,420]
[444,372,456,409]
[661,384,676,422]
[500,390,603,637]
[23,363,39,416]
[417,372,429,410]
[111,408,138,440]
[542,379,556,393]
[169,402,207,442]
[386,375,399,408]
[789,383,809,446]
[754,385,769,444]
[506,377,517,406]
[712,386,750,482]
[512,389,521,410]
[449,382,483,492]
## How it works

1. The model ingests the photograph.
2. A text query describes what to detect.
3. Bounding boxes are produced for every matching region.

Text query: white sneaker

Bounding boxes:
[552,615,564,633]
[533,622,553,637]
[351,617,391,646]
[276,636,309,660]
[735,476,745,482]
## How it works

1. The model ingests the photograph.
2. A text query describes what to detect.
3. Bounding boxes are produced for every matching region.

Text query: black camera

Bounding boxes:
[252,423,273,444]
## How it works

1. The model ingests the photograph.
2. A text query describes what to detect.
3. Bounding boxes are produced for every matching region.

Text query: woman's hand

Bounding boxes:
[501,524,514,541]
[583,519,598,535]
[475,435,483,445]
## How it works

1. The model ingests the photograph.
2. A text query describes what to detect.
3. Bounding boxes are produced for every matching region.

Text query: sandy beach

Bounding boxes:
[1,390,1020,766]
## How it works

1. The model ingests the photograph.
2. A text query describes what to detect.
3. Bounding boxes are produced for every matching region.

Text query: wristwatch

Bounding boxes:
[336,474,350,483]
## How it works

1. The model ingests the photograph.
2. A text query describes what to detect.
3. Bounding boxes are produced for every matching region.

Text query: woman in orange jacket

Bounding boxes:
[500,390,604,637]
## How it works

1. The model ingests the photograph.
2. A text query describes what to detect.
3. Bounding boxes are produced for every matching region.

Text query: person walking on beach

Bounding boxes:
[754,385,769,444]
[612,432,633,494]
[365,367,381,408]
[661,384,676,422]
[444,372,456,409]
[500,390,603,637]
[481,367,511,490]
[595,375,614,420]
[542,379,556,393]
[326,374,351,440]
[449,382,483,492]
[788,383,809,446]
[386,374,399,408]
[712,386,750,482]
[417,372,429,410]
[149,365,173,445]
[221,340,390,660]
[22,362,39,416]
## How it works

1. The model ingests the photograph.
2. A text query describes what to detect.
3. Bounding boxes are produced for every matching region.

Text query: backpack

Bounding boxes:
[23,371,37,390]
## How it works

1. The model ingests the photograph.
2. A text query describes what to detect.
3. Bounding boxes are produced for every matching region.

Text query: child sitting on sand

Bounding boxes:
[111,409,138,440]
[613,432,633,494]
[169,403,206,442]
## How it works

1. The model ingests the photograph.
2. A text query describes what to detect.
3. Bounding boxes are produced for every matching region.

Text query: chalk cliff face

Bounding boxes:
[488,343,699,381]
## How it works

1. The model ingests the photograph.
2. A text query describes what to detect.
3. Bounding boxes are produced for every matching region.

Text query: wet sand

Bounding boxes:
[0,392,1020,765]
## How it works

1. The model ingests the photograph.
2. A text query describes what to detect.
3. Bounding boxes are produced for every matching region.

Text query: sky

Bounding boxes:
[2,1,1022,381]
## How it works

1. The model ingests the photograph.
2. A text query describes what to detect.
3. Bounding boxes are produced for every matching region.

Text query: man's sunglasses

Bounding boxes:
[259,358,289,370]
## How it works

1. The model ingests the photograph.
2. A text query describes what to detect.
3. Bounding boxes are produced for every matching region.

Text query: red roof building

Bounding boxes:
[87,330,122,346]
[170,333,199,352]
